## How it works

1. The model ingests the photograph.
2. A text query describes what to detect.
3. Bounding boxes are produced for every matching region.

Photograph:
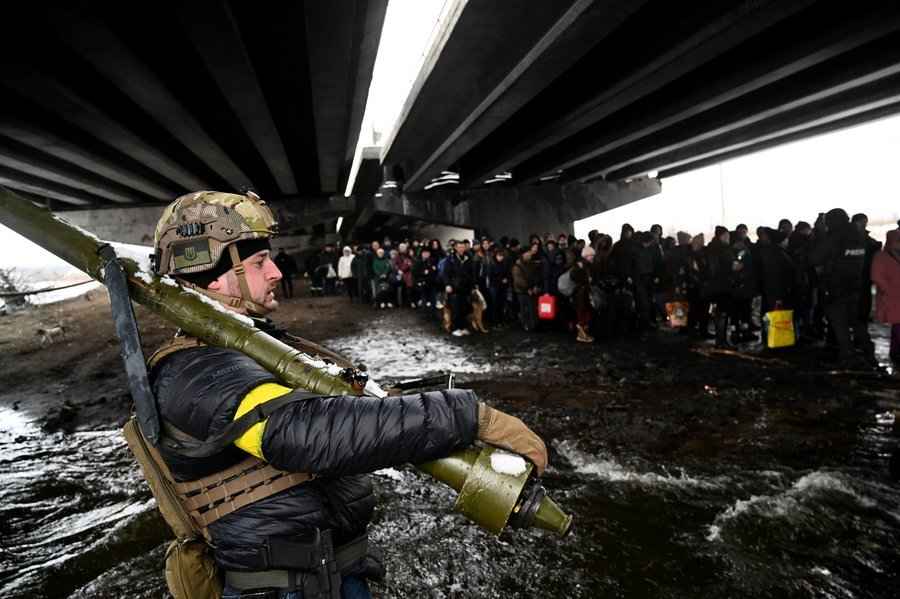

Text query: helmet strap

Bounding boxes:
[177,279,244,309]
[226,243,270,316]
[175,243,269,316]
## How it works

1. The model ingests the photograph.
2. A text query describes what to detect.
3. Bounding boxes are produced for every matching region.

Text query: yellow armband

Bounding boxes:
[233,382,293,459]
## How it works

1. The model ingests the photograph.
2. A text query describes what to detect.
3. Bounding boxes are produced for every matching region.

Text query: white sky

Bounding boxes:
[576,113,900,244]
[2,1,900,271]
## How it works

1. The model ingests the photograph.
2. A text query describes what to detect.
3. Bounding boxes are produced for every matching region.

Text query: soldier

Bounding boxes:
[811,208,874,365]
[149,191,548,599]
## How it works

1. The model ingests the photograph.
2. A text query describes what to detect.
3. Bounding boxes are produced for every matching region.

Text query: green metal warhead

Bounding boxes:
[419,445,573,537]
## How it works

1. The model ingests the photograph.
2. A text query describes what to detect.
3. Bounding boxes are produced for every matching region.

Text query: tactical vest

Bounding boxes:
[125,336,369,599]
[127,335,314,540]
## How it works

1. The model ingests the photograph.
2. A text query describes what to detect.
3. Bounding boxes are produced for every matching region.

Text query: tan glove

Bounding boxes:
[477,402,548,475]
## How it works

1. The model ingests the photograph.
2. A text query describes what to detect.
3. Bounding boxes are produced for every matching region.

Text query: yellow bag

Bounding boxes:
[765,309,795,348]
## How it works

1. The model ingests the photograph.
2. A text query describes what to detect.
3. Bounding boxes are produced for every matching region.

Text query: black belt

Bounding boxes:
[225,532,368,599]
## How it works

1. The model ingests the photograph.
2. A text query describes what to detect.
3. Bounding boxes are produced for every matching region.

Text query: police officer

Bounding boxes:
[149,191,548,598]
[810,208,874,365]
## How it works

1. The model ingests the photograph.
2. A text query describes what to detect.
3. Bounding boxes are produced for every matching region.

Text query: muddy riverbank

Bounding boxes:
[1,286,898,598]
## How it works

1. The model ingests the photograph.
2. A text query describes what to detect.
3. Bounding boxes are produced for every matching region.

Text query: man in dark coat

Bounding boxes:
[543,240,566,296]
[442,240,475,335]
[412,247,438,308]
[273,248,298,299]
[811,208,874,364]
[730,233,758,342]
[149,191,548,598]
[635,232,659,330]
[351,244,370,303]
[756,227,795,313]
[609,224,638,285]
[704,226,739,347]
[787,222,815,338]
[321,244,339,295]
[487,248,513,324]
[512,248,541,331]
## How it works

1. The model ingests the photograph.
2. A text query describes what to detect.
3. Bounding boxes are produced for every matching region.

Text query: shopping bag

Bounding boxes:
[665,301,689,328]
[537,293,557,320]
[764,309,795,348]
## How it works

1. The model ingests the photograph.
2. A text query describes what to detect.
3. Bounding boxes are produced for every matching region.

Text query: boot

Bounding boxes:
[576,324,594,343]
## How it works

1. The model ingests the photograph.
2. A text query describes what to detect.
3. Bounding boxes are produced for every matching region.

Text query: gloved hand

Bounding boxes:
[477,402,548,475]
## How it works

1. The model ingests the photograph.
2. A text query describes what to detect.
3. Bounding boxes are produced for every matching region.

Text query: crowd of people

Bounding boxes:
[297,209,900,368]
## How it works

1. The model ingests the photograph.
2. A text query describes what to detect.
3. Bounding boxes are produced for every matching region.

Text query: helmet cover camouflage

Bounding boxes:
[153,191,276,276]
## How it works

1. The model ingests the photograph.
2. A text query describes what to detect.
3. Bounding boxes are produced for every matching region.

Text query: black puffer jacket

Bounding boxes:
[442,253,474,293]
[150,345,479,573]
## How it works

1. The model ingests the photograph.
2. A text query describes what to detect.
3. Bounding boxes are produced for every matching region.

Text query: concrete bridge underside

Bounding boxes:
[384,0,900,190]
[0,1,386,213]
[4,1,900,245]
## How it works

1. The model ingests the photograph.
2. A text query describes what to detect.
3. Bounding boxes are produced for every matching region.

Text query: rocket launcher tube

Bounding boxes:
[0,185,573,536]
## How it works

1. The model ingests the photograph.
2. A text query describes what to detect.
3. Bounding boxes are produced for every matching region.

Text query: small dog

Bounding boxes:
[468,289,489,333]
[37,325,66,346]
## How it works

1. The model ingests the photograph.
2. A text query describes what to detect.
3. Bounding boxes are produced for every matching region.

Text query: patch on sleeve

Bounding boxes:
[234,382,293,459]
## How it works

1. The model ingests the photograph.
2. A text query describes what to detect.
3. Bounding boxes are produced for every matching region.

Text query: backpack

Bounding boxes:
[557,270,576,297]
[437,256,450,281]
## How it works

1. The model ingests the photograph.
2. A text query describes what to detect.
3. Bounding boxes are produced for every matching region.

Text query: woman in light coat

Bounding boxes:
[337,246,356,301]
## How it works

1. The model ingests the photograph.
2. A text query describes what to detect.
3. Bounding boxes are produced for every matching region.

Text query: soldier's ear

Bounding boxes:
[208,274,225,291]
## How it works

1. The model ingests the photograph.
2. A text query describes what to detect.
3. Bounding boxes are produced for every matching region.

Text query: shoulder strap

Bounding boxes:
[280,332,355,369]
[147,335,207,369]
[160,390,322,458]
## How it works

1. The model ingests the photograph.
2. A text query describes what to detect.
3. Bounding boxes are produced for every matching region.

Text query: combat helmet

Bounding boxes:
[153,190,277,315]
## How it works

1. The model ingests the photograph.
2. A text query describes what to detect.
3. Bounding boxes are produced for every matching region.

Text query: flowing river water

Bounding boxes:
[1,308,898,598]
